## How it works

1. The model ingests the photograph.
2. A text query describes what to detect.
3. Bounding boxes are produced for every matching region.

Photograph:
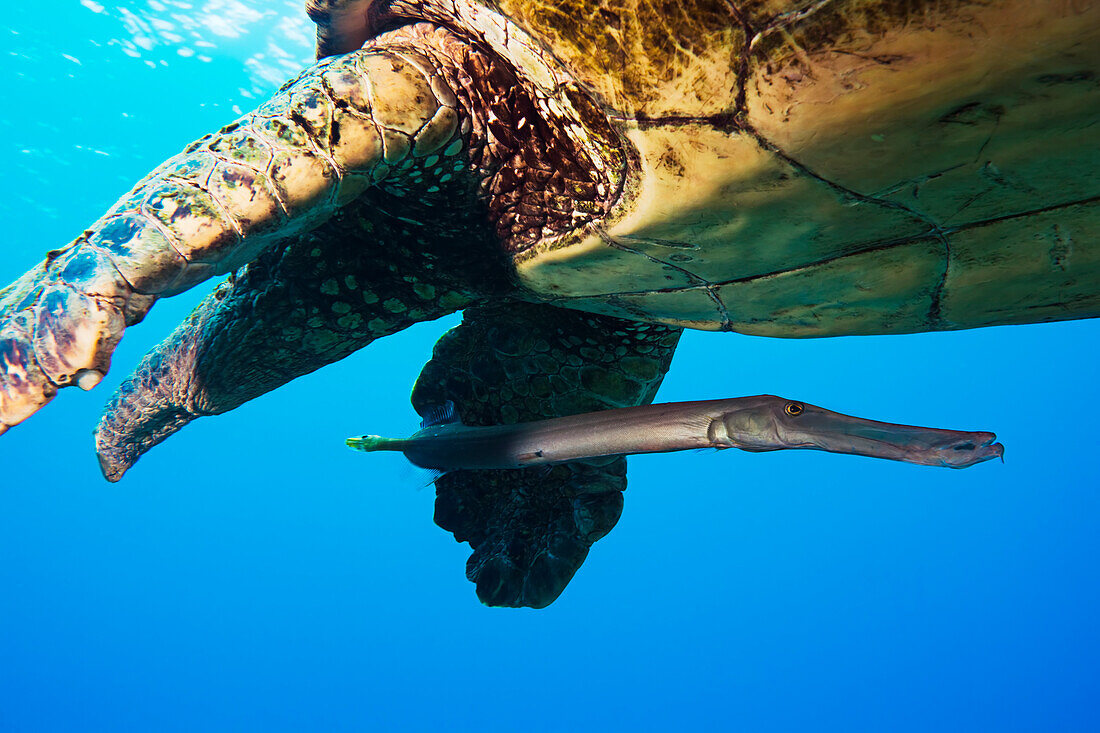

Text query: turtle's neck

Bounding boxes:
[366,22,628,256]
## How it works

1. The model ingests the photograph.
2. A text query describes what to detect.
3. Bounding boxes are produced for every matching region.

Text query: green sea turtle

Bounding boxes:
[1,0,1098,607]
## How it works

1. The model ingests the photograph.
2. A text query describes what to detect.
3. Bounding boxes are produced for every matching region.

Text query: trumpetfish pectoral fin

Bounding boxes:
[410,301,682,609]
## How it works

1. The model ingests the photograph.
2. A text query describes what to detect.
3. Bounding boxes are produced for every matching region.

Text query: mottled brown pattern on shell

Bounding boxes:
[476,0,744,117]
[493,0,1100,336]
[748,0,989,63]
[734,0,828,30]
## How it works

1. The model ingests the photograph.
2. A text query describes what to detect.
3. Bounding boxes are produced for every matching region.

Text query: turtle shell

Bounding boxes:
[315,0,1100,336]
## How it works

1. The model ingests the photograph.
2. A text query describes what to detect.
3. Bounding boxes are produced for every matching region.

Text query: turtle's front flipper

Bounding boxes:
[0,42,461,435]
[412,302,681,608]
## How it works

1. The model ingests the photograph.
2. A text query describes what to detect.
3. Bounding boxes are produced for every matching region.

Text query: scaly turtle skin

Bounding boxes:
[1,0,1098,607]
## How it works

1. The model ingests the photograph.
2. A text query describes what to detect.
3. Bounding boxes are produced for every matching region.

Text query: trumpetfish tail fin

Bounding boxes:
[347,401,460,454]
[345,435,407,453]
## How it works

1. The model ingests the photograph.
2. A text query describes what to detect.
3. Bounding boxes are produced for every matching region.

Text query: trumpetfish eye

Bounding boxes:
[784,402,804,416]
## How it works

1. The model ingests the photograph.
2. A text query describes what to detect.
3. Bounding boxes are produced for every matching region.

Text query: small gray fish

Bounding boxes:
[346,395,1004,470]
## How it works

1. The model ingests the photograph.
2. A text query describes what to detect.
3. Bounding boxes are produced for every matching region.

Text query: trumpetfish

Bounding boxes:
[346,396,1003,470]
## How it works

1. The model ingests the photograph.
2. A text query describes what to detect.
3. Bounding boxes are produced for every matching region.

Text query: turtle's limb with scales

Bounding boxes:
[2,22,620,438]
[0,39,468,435]
[411,302,681,608]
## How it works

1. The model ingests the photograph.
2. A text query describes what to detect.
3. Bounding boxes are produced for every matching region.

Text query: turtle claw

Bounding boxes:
[75,369,105,391]
[0,245,137,435]
[0,326,58,433]
[0,307,119,435]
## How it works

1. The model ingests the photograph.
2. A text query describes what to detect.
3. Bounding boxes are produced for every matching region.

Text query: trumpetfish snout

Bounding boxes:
[347,396,1004,471]
[720,398,1005,468]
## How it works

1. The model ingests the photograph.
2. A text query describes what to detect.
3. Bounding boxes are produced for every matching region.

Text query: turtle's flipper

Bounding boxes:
[95,239,461,481]
[412,302,681,608]
[0,41,463,435]
[95,181,504,482]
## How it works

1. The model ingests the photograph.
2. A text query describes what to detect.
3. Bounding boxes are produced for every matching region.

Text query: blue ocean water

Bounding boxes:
[1,3,1098,731]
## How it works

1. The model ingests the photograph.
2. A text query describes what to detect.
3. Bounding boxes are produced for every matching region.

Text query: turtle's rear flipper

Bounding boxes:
[434,461,626,609]
[413,302,681,608]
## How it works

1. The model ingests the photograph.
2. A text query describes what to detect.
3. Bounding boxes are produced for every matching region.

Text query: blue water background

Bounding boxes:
[1,3,1098,730]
